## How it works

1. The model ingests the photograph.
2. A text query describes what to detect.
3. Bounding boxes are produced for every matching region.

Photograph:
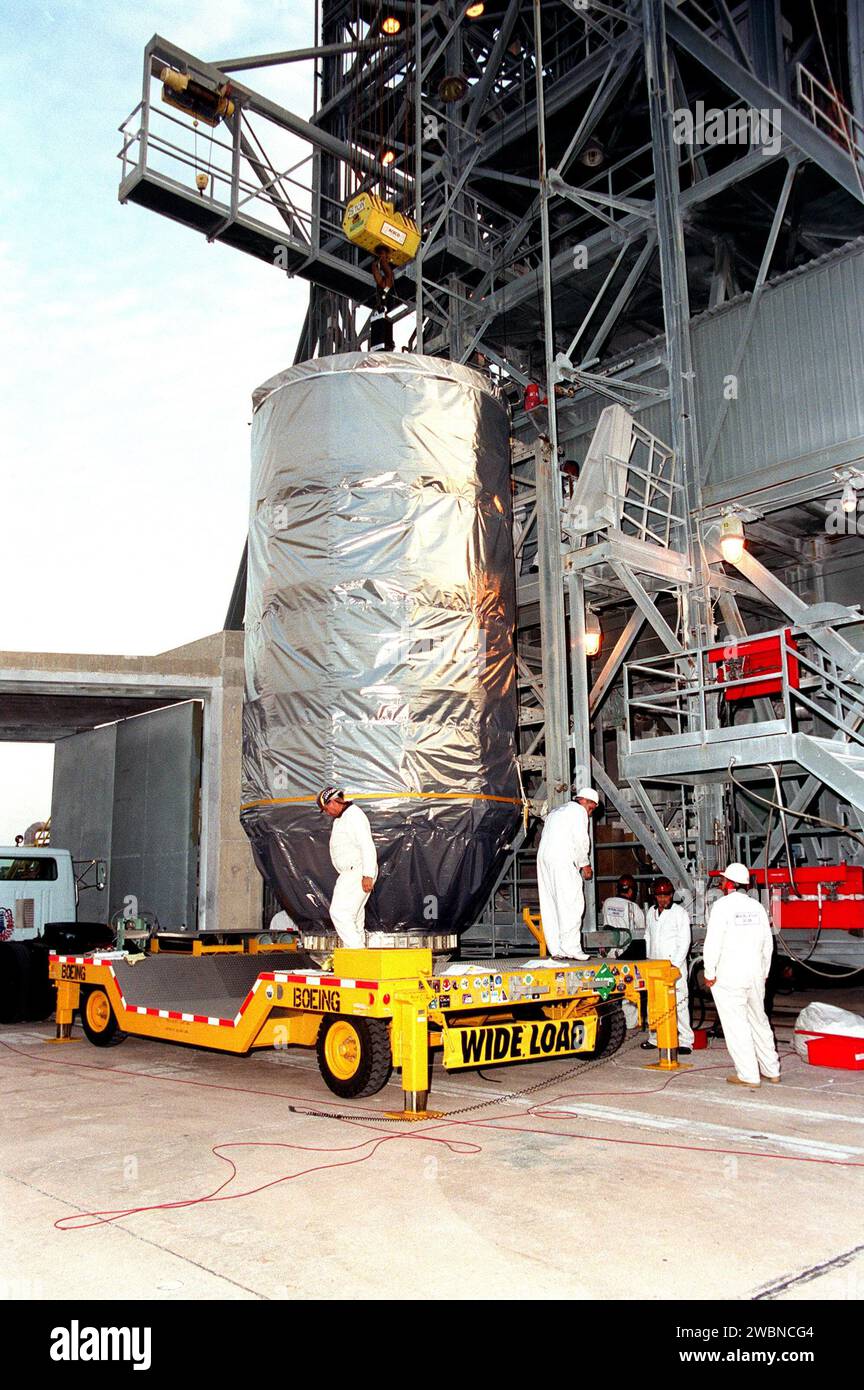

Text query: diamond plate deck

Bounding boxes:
[110,951,319,1015]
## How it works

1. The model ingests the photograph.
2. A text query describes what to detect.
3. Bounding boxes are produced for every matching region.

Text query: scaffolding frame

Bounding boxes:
[118,2,864,945]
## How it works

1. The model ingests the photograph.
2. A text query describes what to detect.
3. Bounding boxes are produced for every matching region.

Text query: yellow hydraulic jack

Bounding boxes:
[385,991,444,1122]
[49,977,82,1043]
[641,961,689,1070]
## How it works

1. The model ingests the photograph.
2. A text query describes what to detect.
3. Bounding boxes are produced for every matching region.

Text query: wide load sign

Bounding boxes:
[443,1014,597,1070]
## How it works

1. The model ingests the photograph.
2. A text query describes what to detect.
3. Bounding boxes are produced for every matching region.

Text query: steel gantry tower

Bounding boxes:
[118,1,864,958]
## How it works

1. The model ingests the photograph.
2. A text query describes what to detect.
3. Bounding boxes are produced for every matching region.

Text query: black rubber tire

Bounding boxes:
[0,942,31,1025]
[24,944,55,1021]
[79,986,126,1047]
[316,1014,392,1099]
[43,922,115,954]
[581,1002,627,1060]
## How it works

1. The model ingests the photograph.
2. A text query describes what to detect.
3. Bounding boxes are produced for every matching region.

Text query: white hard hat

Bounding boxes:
[316,785,345,811]
[722,862,750,885]
[575,786,600,804]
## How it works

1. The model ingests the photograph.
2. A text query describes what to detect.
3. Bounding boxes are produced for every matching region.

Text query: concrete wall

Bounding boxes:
[6,632,262,935]
[207,632,265,935]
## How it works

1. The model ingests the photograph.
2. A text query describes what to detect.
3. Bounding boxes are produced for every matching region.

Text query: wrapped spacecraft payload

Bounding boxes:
[241,351,520,939]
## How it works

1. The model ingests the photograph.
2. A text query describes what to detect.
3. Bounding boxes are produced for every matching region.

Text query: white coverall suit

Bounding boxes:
[602,897,646,956]
[537,802,592,958]
[328,803,378,949]
[704,890,779,1085]
[645,903,694,1048]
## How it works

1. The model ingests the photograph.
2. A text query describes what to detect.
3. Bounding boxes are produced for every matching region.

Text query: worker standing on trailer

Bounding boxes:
[641,878,693,1054]
[704,862,780,1088]
[536,787,600,961]
[317,787,378,949]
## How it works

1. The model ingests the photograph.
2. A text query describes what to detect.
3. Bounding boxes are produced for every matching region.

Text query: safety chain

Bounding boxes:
[440,997,680,1118]
[287,1104,399,1123]
[287,997,682,1125]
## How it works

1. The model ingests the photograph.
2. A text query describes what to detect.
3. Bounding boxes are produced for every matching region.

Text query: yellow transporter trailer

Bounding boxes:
[49,945,682,1118]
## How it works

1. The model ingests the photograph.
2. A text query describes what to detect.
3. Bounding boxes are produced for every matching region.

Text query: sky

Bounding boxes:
[0,1,321,840]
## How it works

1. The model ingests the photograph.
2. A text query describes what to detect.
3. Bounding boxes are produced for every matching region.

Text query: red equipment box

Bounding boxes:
[707,628,799,701]
[801,1033,864,1070]
[759,864,863,932]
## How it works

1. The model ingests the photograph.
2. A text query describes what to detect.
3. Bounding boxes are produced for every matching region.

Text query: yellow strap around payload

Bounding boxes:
[240,791,524,810]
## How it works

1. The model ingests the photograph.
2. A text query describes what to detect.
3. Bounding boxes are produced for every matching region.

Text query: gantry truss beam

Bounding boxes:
[118,3,864,931]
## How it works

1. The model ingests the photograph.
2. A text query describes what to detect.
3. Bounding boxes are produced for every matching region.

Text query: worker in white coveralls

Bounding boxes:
[704,862,780,1088]
[641,877,694,1054]
[602,874,646,959]
[536,787,600,961]
[317,787,377,949]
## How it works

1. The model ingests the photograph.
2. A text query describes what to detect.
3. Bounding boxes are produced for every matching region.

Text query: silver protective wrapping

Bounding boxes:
[241,352,520,936]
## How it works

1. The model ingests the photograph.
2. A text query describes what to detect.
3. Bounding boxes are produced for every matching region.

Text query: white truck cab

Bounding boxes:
[0,846,107,1024]
[0,847,77,941]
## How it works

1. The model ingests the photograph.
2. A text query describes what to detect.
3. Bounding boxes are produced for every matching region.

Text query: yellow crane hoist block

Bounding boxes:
[342,193,420,266]
[160,67,234,128]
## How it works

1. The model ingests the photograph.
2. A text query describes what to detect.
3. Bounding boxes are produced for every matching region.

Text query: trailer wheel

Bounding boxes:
[80,987,126,1047]
[582,1002,626,1060]
[316,1015,391,1099]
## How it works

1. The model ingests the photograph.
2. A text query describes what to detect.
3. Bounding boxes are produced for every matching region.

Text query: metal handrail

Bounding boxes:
[625,624,864,753]
[790,687,864,750]
[117,101,328,233]
[797,62,864,163]
[118,112,361,252]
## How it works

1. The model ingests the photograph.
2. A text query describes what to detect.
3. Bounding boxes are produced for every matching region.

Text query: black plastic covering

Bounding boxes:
[241,352,520,936]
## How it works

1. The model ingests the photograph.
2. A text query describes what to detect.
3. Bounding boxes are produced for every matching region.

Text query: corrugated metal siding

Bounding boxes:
[52,704,202,930]
[51,725,117,925]
[111,701,202,930]
[559,241,864,490]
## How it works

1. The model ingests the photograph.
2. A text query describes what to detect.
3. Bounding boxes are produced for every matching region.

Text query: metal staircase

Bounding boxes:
[794,737,864,818]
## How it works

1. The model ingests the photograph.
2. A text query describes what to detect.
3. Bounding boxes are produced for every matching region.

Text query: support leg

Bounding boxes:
[48,980,80,1044]
[641,961,686,1069]
[386,994,442,1121]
